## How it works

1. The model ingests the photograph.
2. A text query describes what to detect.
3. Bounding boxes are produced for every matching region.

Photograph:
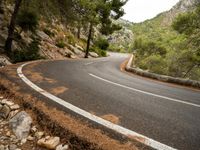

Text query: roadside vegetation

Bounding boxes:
[131,5,200,81]
[1,0,127,63]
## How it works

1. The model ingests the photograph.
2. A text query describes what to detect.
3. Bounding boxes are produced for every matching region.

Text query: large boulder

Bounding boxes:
[0,55,11,67]
[37,31,50,40]
[58,48,74,58]
[89,52,99,58]
[68,45,84,57]
[20,31,33,45]
[9,111,32,140]
[75,44,84,51]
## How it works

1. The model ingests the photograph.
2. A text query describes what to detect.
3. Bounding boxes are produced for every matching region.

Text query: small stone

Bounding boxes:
[31,126,37,133]
[1,99,7,103]
[21,138,27,145]
[3,100,14,106]
[37,136,60,149]
[6,131,11,137]
[0,104,10,119]
[10,134,16,139]
[56,144,69,150]
[27,135,35,141]
[0,145,4,150]
[10,104,20,110]
[45,136,50,140]
[9,144,17,150]
[4,145,9,150]
[8,110,19,119]
[35,131,44,139]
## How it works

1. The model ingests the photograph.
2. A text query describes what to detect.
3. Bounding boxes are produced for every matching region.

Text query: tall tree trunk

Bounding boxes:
[85,23,93,58]
[77,26,81,39]
[4,0,22,56]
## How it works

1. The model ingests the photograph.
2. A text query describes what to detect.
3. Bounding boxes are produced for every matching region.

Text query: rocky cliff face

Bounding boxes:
[106,19,134,52]
[162,0,200,25]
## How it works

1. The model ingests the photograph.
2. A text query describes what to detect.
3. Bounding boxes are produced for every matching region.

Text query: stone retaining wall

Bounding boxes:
[125,55,200,89]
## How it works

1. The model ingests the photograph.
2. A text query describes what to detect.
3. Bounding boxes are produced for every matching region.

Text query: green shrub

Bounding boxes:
[43,28,55,37]
[56,41,66,48]
[12,40,42,63]
[99,49,107,57]
[17,10,38,32]
[90,47,107,57]
[67,34,75,46]
[95,38,109,50]
[138,55,167,75]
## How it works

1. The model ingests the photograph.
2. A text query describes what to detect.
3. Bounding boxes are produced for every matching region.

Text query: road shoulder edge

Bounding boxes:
[125,54,200,89]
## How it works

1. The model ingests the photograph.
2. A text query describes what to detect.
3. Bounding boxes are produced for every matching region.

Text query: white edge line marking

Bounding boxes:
[89,73,200,108]
[17,62,176,150]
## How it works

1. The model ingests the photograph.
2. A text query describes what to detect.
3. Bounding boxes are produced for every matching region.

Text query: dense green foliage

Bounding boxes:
[16,9,38,32]
[95,38,109,50]
[90,38,109,57]
[11,39,42,62]
[56,41,66,48]
[90,47,107,57]
[131,6,200,80]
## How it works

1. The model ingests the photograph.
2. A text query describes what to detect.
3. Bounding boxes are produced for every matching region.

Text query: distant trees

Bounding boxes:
[172,6,200,77]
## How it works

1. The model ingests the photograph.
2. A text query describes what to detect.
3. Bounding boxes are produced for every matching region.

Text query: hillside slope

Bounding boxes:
[130,0,200,80]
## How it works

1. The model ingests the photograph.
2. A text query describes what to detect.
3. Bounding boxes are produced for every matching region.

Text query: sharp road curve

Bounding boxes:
[18,53,200,150]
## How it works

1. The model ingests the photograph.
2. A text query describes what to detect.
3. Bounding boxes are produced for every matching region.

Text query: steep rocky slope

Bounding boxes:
[0,2,99,67]
[106,19,134,52]
[162,0,200,25]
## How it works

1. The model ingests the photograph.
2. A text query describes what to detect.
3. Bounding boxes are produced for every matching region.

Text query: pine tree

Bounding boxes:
[76,0,127,58]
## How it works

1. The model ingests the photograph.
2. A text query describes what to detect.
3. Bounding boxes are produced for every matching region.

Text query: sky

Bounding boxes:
[122,0,180,23]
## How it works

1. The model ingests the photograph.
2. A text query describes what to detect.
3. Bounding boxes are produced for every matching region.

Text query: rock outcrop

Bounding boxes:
[162,0,200,25]
[0,96,69,150]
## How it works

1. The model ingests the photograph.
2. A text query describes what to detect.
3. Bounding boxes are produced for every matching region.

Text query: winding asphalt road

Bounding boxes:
[20,52,200,150]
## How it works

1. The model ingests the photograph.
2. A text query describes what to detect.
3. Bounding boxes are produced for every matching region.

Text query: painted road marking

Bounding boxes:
[85,62,94,65]
[89,73,200,108]
[85,60,108,65]
[17,62,176,150]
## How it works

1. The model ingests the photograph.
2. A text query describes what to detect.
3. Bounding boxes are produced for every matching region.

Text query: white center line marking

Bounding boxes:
[85,62,94,65]
[85,60,108,65]
[89,73,200,108]
[17,62,176,150]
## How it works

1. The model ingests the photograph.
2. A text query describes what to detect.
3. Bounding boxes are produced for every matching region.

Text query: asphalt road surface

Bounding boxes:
[21,52,200,150]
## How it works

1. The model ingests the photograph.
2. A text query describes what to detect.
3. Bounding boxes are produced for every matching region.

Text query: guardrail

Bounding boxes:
[125,54,200,89]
